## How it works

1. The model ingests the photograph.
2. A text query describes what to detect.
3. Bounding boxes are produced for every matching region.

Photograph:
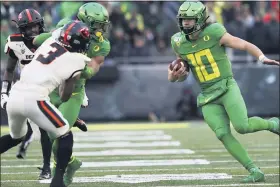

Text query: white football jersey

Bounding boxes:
[4,34,37,70]
[12,37,90,99]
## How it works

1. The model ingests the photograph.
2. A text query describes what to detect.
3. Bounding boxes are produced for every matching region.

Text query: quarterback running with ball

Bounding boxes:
[168,1,279,183]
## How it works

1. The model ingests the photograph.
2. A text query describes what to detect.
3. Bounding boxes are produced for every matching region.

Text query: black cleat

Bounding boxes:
[73,118,88,132]
[50,171,66,187]
[38,167,51,180]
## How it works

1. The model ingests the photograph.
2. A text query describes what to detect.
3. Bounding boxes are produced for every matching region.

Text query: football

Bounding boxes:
[170,59,189,71]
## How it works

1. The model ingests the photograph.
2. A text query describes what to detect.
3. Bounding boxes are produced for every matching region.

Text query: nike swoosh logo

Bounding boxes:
[72,92,79,96]
[192,44,197,48]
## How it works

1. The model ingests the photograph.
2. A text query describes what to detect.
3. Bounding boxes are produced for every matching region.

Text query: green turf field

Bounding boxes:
[1,121,279,187]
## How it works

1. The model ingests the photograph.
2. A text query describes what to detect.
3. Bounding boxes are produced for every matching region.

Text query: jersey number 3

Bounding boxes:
[36,43,66,64]
[186,49,221,82]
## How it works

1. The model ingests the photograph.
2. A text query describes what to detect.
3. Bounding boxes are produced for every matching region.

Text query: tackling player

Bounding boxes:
[1,9,52,179]
[33,2,111,186]
[169,1,279,183]
[0,21,91,187]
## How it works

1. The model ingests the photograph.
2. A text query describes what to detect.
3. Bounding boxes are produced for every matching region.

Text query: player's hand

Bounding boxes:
[81,91,89,108]
[263,58,280,66]
[1,93,8,109]
[168,64,188,82]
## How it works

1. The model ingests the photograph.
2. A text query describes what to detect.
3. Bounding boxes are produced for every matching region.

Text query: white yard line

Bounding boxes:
[73,130,165,136]
[154,184,279,187]
[211,159,279,163]
[1,166,279,175]
[197,148,279,153]
[1,158,279,168]
[1,159,210,168]
[74,135,172,141]
[73,141,181,148]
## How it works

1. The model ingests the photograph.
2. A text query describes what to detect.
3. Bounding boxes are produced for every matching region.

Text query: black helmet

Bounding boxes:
[58,21,91,53]
[15,9,45,40]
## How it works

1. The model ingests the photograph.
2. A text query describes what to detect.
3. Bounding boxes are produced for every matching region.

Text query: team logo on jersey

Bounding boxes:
[203,35,210,41]
[93,45,100,52]
[21,48,25,54]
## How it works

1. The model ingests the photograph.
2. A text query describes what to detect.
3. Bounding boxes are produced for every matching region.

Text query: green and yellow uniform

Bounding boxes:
[171,1,279,183]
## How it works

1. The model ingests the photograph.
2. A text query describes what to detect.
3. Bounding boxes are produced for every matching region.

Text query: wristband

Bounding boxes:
[258,55,267,63]
[1,81,11,94]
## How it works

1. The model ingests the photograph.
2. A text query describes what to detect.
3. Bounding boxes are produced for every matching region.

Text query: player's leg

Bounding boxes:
[223,81,278,135]
[37,127,52,180]
[50,93,83,186]
[202,102,264,183]
[16,120,34,159]
[0,99,27,154]
[29,100,72,187]
[50,89,87,132]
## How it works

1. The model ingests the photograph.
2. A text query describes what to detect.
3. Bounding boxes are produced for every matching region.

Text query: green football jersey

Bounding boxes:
[171,23,233,90]
[34,18,111,93]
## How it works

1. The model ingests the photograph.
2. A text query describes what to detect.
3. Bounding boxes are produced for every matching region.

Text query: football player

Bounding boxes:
[1,9,53,179]
[0,21,91,187]
[168,1,279,183]
[33,2,111,186]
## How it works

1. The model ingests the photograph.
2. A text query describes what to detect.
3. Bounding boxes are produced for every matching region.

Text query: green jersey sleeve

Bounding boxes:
[33,33,52,47]
[170,33,181,56]
[207,23,227,42]
[56,18,72,28]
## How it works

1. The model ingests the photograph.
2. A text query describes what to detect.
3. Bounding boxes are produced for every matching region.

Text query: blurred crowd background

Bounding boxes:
[1,1,279,62]
[0,1,279,123]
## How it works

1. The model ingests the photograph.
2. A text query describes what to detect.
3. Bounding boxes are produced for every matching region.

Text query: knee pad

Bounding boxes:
[215,128,230,140]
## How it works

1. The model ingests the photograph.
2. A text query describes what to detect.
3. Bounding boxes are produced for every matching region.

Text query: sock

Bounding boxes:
[18,121,33,150]
[220,133,257,171]
[55,131,73,178]
[39,128,52,170]
[246,116,275,132]
[0,134,23,154]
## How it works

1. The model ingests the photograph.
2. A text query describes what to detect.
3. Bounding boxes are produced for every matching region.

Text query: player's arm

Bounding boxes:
[59,73,81,102]
[33,32,52,47]
[1,45,18,109]
[168,36,188,82]
[220,33,279,66]
[81,56,104,79]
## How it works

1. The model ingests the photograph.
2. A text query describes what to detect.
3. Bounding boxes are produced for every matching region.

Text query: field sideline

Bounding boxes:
[1,121,279,187]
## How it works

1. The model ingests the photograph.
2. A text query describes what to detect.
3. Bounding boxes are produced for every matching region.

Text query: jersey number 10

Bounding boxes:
[186,49,221,82]
[36,43,67,64]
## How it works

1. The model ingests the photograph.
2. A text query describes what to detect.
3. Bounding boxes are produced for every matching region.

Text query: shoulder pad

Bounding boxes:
[5,34,23,55]
[8,34,23,42]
